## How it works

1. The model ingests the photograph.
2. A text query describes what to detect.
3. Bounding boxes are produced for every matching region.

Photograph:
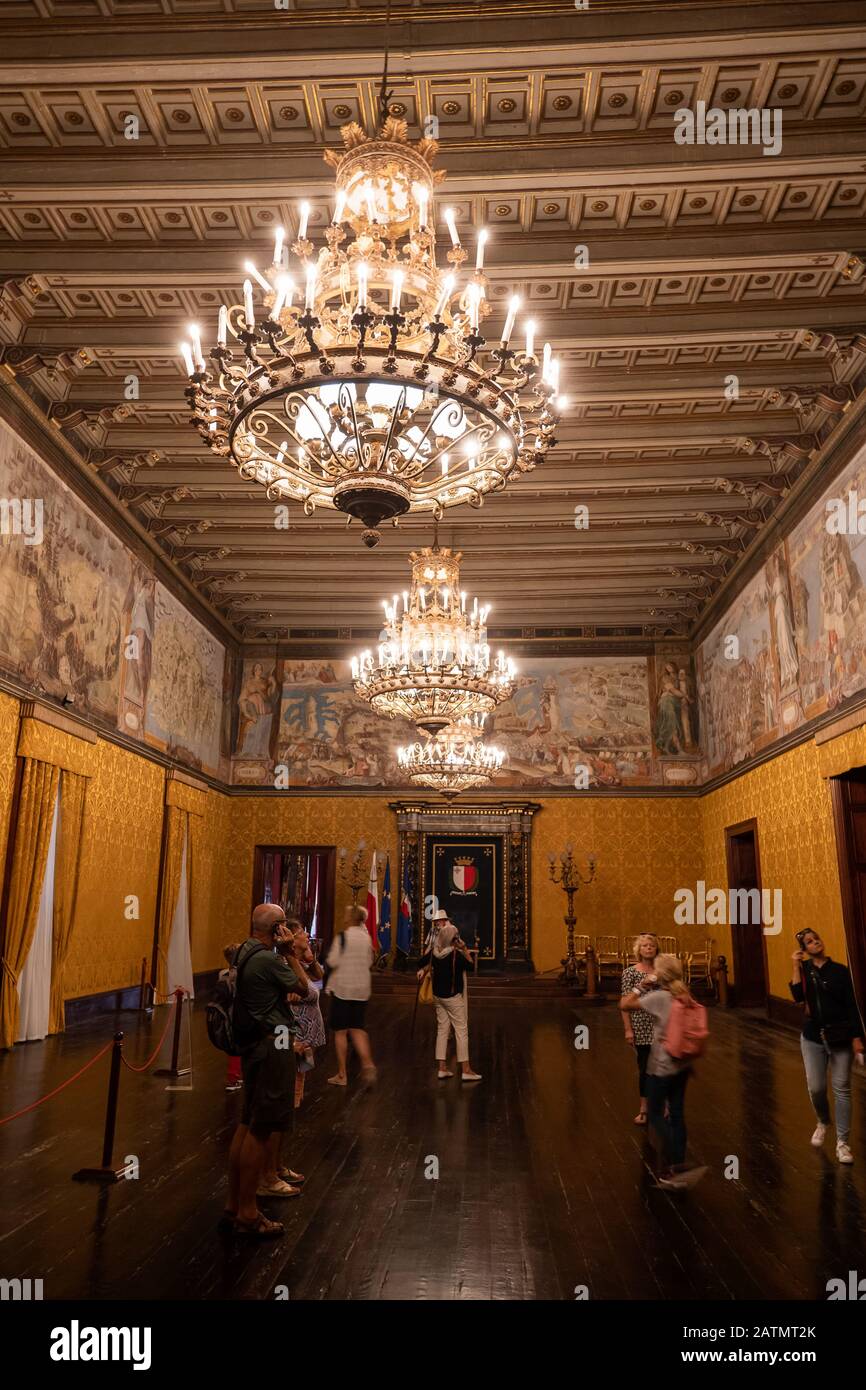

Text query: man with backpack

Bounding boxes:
[221,903,311,1238]
[620,952,708,1190]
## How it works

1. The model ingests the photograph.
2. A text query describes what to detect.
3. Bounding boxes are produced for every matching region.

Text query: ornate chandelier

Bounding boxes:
[351,543,515,736]
[179,117,562,547]
[397,716,506,799]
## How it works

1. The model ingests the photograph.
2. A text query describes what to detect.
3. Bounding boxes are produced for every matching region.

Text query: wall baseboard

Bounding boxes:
[64,970,220,1026]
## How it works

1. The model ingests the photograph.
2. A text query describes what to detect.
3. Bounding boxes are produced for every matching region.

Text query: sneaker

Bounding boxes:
[437,1070,454,1079]
[225,1081,242,1092]
[811,1122,828,1147]
[460,1071,483,1082]
[327,1075,347,1087]
[657,1165,708,1191]
[836,1141,854,1165]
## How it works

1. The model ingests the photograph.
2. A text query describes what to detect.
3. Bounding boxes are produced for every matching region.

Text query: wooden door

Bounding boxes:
[725,819,768,1008]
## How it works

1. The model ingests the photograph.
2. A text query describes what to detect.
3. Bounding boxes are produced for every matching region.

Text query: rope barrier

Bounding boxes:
[120,1002,177,1074]
[0,1038,114,1128]
[0,985,193,1125]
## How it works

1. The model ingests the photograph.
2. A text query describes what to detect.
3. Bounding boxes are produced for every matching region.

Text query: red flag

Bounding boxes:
[365,850,379,949]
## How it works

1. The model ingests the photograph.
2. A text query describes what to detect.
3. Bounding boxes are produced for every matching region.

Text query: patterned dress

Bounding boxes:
[291,978,326,1049]
[621,965,658,1044]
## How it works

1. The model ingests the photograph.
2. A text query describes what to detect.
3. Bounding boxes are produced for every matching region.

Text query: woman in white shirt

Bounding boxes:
[325,904,377,1087]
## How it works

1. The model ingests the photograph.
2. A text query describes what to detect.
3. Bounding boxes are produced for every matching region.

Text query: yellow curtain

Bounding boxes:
[48,769,88,1035]
[0,759,60,1050]
[154,805,189,1000]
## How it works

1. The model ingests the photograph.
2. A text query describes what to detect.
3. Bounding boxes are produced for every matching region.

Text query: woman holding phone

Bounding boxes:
[790,928,865,1164]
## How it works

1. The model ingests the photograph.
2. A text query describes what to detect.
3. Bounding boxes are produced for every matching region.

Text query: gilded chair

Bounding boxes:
[595,935,624,986]
[685,939,714,990]
[656,934,680,957]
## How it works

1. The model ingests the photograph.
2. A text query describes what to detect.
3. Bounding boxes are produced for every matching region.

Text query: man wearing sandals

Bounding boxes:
[224,903,312,1239]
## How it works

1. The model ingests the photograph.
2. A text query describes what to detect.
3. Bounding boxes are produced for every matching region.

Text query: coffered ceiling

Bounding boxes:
[1,0,865,650]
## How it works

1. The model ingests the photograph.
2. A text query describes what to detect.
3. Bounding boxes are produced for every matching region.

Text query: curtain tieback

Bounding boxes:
[1,957,19,988]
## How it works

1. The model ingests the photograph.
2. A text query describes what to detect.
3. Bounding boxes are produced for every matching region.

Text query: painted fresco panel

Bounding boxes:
[144,584,224,775]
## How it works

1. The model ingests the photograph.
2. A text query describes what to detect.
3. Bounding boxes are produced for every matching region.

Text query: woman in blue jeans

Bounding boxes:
[620,953,707,1190]
[790,929,864,1165]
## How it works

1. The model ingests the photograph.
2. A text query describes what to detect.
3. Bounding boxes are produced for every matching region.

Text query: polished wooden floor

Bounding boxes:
[1,989,865,1301]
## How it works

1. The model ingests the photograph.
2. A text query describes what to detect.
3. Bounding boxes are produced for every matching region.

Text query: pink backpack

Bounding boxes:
[664,993,709,1059]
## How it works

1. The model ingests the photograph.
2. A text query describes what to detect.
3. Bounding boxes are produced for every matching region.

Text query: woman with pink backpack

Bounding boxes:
[620,953,708,1190]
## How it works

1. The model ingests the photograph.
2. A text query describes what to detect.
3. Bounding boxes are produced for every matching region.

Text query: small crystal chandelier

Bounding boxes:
[179,117,563,547]
[351,543,515,735]
[398,716,506,799]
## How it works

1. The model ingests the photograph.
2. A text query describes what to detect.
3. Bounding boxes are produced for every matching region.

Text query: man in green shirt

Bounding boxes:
[224,903,311,1237]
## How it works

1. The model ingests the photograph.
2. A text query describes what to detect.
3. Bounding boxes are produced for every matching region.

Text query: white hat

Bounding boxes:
[432,908,450,921]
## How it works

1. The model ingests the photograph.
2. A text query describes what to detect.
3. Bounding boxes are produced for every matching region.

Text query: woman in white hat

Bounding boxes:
[418,910,481,1082]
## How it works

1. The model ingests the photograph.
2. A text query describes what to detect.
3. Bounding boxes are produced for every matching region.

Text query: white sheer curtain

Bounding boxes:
[17,789,60,1042]
[165,822,194,1000]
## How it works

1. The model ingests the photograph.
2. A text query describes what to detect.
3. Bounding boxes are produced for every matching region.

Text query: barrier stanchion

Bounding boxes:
[72,1032,128,1183]
[154,988,190,1079]
[138,957,148,1012]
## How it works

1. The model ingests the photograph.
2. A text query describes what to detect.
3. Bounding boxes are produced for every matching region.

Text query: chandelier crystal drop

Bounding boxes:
[351,544,516,736]
[397,716,506,798]
[179,117,563,547]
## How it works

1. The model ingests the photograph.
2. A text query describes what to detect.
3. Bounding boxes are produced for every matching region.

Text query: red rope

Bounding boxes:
[0,987,193,1123]
[0,1038,113,1127]
[120,996,182,1073]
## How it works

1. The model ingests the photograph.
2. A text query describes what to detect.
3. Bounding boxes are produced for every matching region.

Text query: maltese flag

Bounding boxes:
[365,850,379,949]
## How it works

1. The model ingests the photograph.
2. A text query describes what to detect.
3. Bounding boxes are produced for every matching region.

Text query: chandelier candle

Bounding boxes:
[179,116,561,549]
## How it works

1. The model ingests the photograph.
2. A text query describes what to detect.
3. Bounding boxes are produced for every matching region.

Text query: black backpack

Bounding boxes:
[205,943,266,1054]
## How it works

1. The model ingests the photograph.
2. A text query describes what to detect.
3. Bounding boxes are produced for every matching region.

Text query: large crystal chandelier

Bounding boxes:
[179,117,562,547]
[397,716,505,799]
[351,544,515,736]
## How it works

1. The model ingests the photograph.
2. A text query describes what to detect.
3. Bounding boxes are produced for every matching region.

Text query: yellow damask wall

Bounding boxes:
[532,798,706,974]
[700,739,846,1001]
[66,739,164,999]
[0,692,232,1004]
[223,796,401,951]
[222,793,708,975]
[190,787,231,975]
[67,757,232,997]
[0,680,856,1007]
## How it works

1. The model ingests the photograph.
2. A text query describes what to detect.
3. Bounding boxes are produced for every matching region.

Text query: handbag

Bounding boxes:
[418,968,434,1005]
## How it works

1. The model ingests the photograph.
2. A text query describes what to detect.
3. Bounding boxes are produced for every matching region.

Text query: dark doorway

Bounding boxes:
[830,769,866,1019]
[251,845,336,957]
[725,819,768,1009]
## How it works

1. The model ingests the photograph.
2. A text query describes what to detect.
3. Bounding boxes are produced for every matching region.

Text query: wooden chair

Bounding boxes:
[656,935,680,957]
[685,939,714,990]
[594,935,623,986]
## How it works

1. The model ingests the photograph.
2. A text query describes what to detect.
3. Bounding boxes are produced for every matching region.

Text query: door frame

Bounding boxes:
[724,816,769,1009]
[829,776,866,1016]
[251,844,337,954]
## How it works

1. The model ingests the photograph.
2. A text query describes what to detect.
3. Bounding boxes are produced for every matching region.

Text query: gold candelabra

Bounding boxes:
[548,845,596,984]
[338,839,380,904]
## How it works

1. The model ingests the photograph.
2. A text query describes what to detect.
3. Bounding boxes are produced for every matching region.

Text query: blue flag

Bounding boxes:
[397,859,412,955]
[378,856,392,954]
